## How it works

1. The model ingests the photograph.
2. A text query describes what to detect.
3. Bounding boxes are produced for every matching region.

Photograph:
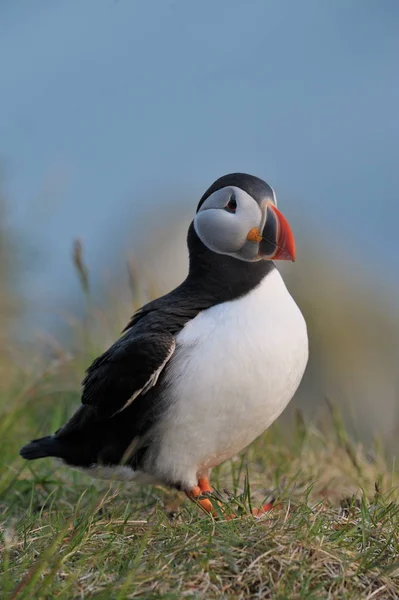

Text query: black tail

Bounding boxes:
[19,436,64,460]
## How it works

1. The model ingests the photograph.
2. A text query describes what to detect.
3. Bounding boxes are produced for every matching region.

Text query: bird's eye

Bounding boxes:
[225,196,237,213]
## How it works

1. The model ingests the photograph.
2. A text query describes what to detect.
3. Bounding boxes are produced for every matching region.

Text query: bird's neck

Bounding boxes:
[185,222,275,301]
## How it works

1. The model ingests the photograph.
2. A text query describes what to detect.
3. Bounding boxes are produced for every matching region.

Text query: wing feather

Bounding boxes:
[81,330,175,417]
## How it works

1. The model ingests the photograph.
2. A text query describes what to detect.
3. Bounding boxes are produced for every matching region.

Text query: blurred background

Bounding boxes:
[0,0,398,452]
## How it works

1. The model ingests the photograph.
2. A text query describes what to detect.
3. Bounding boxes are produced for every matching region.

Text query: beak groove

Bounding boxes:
[261,204,296,262]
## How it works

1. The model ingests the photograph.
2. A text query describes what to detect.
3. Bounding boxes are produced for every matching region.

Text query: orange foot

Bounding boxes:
[186,476,215,514]
[252,501,276,517]
[186,477,275,519]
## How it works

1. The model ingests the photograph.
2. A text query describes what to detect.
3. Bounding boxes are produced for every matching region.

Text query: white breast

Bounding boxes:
[152,268,308,489]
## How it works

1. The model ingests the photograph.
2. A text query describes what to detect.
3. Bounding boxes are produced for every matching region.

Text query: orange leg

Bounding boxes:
[186,476,275,518]
[252,501,276,516]
[186,477,216,515]
[198,476,213,494]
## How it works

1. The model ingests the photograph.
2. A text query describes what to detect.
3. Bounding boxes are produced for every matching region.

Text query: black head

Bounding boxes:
[193,172,295,263]
[197,173,276,213]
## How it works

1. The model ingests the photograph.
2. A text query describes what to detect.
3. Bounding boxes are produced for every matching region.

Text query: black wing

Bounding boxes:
[81,329,175,417]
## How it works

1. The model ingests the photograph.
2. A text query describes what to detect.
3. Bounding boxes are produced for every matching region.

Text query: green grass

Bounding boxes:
[1,359,399,600]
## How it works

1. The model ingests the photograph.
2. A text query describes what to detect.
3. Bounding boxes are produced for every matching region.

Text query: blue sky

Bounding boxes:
[1,0,398,325]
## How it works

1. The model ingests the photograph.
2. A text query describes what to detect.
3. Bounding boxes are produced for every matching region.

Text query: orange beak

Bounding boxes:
[268,204,296,262]
[247,204,296,261]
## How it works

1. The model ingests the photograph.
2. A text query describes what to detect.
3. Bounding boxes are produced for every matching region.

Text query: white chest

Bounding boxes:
[154,269,308,485]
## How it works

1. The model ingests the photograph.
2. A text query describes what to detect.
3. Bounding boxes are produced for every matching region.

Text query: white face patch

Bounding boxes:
[194,186,263,260]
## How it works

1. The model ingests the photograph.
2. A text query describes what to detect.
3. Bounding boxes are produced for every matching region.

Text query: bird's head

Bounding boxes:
[194,173,295,262]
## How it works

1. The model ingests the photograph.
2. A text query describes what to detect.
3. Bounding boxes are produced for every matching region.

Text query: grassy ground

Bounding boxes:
[1,357,399,600]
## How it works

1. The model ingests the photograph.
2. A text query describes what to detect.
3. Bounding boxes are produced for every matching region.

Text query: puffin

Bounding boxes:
[20,173,308,517]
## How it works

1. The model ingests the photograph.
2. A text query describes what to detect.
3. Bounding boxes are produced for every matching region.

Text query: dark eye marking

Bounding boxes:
[225,195,237,213]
